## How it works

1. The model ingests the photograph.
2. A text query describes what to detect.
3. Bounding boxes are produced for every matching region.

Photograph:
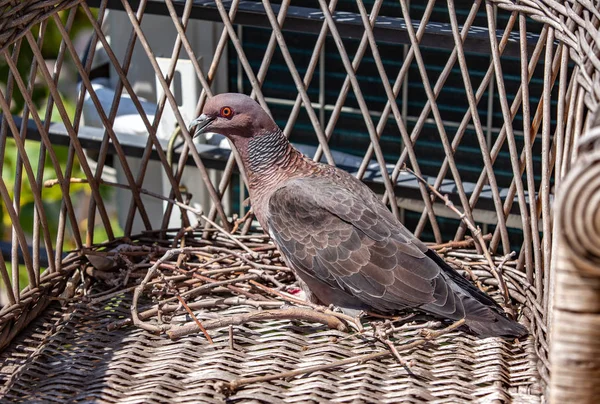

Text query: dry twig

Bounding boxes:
[250,280,363,331]
[176,295,213,344]
[131,247,198,333]
[197,214,257,256]
[428,234,492,251]
[107,297,284,331]
[167,307,348,339]
[231,209,254,234]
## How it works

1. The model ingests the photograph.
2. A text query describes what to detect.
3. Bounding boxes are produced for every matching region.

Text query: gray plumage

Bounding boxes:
[189,93,527,339]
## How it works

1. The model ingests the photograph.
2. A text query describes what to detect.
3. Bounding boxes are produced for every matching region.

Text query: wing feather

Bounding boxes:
[267,176,448,311]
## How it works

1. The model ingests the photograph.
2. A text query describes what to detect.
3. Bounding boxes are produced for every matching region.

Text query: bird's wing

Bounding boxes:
[266,176,466,316]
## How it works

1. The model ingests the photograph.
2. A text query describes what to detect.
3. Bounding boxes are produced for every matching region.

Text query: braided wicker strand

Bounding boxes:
[550,119,600,402]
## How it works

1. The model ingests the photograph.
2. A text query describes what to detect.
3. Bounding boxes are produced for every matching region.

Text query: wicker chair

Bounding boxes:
[0,0,598,402]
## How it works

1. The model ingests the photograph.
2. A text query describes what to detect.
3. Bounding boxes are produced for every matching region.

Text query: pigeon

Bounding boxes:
[189,93,527,339]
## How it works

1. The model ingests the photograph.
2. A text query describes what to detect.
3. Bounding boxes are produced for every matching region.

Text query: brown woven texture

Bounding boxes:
[0,303,540,403]
[0,0,81,53]
[0,233,541,403]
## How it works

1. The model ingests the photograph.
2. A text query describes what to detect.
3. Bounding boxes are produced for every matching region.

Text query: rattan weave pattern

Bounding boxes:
[0,0,81,53]
[0,291,541,403]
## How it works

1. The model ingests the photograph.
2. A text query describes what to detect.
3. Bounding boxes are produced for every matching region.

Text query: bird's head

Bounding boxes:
[188,93,278,143]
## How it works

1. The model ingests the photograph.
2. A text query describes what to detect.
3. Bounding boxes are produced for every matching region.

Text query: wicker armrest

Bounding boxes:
[550,113,600,402]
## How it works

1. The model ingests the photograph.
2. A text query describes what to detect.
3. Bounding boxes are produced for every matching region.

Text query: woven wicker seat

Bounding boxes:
[0,0,599,402]
[0,235,544,403]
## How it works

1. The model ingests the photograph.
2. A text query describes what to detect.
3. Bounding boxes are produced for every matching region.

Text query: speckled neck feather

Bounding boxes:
[247,130,294,174]
[244,129,313,220]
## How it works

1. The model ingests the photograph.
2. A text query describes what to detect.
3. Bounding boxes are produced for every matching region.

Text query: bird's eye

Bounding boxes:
[220,106,233,118]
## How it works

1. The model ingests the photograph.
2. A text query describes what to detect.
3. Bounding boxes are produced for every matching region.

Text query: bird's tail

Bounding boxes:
[425,249,528,339]
[465,311,528,339]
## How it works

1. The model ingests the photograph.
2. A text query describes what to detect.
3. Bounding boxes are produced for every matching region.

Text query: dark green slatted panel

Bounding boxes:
[227,0,559,251]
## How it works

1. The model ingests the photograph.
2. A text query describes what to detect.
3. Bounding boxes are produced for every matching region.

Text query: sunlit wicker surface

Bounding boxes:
[0,232,541,403]
[0,304,541,403]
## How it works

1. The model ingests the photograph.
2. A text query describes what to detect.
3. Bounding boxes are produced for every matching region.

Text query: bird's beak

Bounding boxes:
[188,114,215,138]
